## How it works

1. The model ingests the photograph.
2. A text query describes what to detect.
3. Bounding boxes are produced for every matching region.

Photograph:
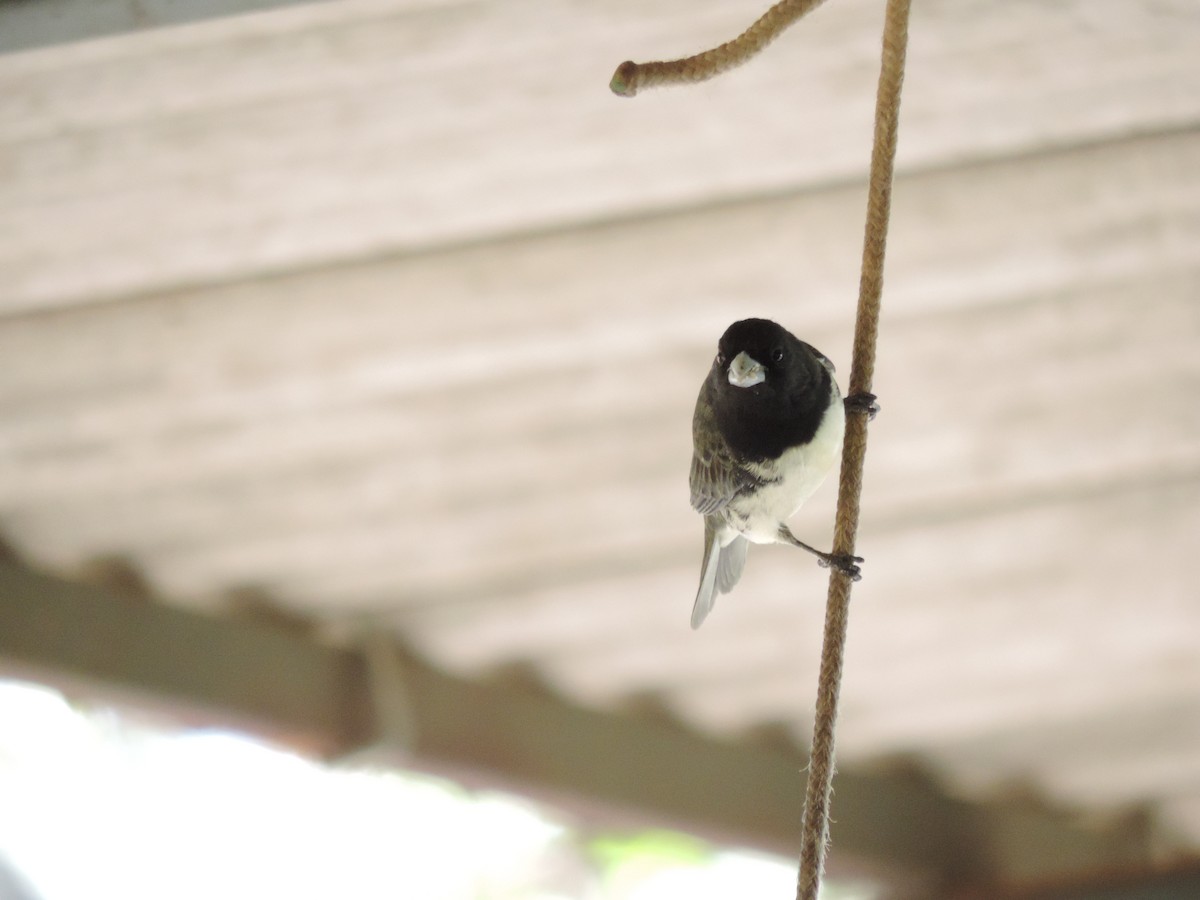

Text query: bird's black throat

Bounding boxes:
[712,366,833,463]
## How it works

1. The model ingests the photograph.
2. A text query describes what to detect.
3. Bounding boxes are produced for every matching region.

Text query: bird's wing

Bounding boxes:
[691,518,721,629]
[689,383,758,514]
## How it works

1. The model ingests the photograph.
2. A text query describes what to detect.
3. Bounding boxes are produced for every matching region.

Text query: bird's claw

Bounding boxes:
[818,553,864,582]
[844,392,880,421]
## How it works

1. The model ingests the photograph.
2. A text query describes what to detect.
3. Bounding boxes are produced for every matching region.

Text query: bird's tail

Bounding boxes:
[691,520,748,629]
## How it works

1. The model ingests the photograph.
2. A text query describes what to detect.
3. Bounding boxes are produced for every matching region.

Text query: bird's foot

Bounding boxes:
[844,392,880,420]
[817,552,864,582]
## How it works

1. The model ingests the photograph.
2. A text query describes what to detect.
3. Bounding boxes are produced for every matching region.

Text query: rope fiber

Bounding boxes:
[800,3,910,894]
[609,1,912,896]
[610,0,829,97]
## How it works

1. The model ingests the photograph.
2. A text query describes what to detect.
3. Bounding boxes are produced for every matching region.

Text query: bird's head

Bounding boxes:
[713,318,829,398]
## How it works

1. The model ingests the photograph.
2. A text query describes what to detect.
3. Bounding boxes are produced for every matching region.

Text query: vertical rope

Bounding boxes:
[797,1,910,897]
[608,0,912,892]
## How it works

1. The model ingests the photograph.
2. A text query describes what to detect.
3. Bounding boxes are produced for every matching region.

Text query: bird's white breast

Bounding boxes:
[725,386,845,545]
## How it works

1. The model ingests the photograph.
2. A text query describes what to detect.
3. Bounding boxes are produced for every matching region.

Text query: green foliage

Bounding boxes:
[586,830,712,886]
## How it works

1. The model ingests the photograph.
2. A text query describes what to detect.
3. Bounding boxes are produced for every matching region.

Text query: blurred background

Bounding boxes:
[1,0,1198,897]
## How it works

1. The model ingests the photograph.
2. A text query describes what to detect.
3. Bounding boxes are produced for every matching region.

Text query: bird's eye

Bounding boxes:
[716,352,727,367]
[771,347,785,363]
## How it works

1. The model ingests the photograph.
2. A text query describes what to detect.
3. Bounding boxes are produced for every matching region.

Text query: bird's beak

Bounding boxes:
[727,352,766,388]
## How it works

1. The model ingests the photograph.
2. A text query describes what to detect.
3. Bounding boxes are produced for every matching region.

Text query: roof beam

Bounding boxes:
[0,556,372,756]
[954,862,1200,900]
[0,558,1151,890]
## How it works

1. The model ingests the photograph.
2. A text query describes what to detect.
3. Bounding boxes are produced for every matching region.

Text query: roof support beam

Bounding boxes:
[0,558,1151,891]
[953,863,1200,900]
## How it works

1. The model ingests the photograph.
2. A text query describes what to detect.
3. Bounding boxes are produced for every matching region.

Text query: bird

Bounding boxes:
[688,318,873,628]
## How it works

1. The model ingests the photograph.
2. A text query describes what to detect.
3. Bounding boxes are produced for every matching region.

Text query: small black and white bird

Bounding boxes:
[689,318,871,629]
